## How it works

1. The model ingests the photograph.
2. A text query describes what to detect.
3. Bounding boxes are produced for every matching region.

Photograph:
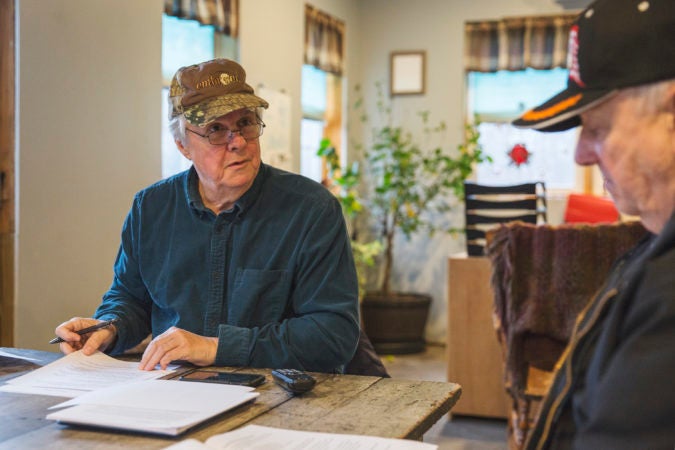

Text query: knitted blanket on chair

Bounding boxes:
[485,220,648,395]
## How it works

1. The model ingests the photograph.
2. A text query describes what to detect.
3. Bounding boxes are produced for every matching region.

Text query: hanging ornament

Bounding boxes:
[508,143,530,167]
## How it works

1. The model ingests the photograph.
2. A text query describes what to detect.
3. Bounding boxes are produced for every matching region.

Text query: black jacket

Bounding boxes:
[526,214,675,450]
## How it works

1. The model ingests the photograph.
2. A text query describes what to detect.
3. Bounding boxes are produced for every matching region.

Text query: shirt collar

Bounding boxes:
[650,210,675,258]
[232,162,267,216]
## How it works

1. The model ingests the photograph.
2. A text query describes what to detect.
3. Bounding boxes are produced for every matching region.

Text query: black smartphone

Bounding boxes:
[179,370,266,387]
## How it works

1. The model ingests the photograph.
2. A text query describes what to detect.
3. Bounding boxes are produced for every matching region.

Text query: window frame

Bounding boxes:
[160,14,239,179]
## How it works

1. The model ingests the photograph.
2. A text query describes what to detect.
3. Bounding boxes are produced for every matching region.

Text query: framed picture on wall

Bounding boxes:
[390,51,426,96]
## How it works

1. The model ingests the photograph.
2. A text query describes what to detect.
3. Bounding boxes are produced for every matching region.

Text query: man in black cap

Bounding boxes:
[514,0,674,448]
[53,59,360,374]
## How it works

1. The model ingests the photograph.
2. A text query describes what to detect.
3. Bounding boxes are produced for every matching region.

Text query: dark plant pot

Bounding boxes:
[360,291,431,355]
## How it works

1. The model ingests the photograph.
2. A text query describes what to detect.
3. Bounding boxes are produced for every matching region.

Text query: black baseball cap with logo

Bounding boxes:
[513,0,675,132]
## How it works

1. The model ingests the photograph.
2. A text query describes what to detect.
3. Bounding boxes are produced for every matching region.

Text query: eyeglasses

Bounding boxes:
[186,119,266,145]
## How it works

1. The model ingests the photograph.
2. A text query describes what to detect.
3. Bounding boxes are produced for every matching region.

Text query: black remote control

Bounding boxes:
[271,368,316,394]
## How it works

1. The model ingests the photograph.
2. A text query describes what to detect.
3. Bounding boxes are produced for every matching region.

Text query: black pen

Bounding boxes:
[49,318,119,344]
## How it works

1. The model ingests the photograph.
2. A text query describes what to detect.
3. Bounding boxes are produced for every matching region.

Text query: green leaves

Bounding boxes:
[321,81,491,295]
[361,89,488,243]
[318,138,364,219]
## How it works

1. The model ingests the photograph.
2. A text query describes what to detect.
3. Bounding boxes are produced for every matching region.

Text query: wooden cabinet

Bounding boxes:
[447,254,509,418]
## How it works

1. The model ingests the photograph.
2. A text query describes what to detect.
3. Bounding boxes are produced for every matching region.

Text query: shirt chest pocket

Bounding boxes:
[230,269,291,327]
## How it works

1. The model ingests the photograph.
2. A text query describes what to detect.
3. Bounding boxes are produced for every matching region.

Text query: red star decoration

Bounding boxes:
[508,143,530,166]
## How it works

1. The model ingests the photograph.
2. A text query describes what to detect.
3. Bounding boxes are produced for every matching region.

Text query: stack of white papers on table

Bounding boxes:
[0,350,173,397]
[46,379,259,436]
[163,424,438,450]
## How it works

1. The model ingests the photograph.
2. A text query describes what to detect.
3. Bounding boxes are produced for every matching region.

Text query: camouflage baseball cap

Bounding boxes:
[168,58,269,127]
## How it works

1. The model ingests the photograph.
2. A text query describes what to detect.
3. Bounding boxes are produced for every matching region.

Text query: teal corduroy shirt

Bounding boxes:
[94,163,359,372]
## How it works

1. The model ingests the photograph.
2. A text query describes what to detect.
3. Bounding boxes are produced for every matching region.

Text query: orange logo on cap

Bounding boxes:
[195,72,243,90]
[522,94,583,121]
[196,75,220,90]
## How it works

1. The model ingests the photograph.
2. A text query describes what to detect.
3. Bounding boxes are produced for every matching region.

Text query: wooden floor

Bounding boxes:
[381,344,508,450]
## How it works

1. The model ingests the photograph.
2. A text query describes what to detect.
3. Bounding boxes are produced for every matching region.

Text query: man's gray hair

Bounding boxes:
[168,115,186,145]
[626,78,675,115]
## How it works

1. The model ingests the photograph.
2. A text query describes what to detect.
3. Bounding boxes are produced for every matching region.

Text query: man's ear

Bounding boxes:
[175,139,191,160]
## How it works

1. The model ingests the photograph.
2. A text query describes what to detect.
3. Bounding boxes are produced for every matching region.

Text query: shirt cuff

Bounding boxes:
[216,325,252,366]
[93,315,123,355]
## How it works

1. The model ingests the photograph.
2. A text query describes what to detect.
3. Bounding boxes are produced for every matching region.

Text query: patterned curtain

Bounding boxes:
[164,0,239,37]
[464,14,577,72]
[305,4,345,76]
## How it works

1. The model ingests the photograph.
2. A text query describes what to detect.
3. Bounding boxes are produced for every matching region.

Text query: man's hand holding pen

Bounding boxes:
[53,317,118,356]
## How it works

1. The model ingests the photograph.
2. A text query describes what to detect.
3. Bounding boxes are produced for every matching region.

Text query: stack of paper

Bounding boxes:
[46,380,259,436]
[163,425,438,450]
[0,350,173,397]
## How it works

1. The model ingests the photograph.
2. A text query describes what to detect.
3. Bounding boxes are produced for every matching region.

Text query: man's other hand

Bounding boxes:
[138,327,217,370]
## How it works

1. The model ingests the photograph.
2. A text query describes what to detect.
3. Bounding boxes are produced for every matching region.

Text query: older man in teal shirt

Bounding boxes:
[53,59,360,373]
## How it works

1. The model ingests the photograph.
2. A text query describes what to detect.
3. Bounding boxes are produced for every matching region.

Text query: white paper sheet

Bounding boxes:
[163,425,438,450]
[46,380,259,436]
[49,379,255,411]
[0,350,174,397]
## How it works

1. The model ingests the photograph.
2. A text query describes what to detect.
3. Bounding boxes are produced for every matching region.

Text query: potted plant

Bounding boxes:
[353,82,489,354]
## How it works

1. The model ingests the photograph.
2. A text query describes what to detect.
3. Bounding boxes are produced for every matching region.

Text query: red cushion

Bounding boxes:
[564,193,620,224]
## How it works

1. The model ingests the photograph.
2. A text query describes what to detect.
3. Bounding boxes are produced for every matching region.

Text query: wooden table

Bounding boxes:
[0,348,461,449]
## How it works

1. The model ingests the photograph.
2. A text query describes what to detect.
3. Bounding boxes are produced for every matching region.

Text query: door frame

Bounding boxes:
[0,0,16,347]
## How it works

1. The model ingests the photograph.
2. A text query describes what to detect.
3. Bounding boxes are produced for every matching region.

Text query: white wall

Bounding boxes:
[356,0,567,343]
[16,0,162,349]
[14,0,362,350]
[15,0,571,350]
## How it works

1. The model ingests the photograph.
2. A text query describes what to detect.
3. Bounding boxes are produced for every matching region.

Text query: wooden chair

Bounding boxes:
[485,220,647,449]
[345,328,390,377]
[464,181,547,257]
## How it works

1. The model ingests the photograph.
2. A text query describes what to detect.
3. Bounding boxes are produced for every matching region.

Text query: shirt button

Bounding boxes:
[215,224,224,233]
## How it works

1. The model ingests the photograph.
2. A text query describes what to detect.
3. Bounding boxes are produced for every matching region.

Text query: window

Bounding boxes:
[300,65,344,183]
[468,68,578,190]
[162,15,215,82]
[300,65,328,182]
[160,15,237,178]
[302,5,345,183]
